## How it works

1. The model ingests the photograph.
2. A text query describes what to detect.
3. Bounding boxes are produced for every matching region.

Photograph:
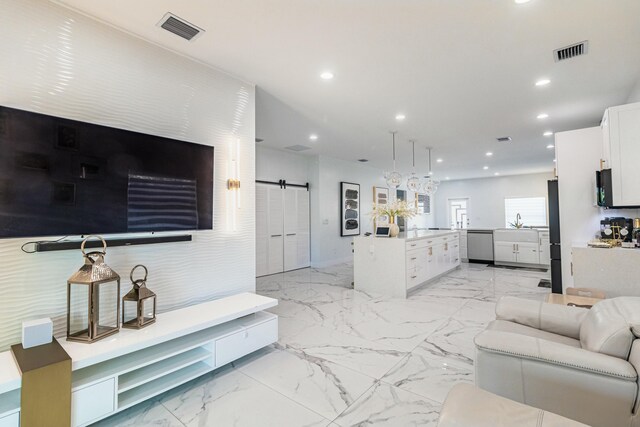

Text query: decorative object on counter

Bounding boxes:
[406,140,421,192]
[341,182,361,236]
[22,318,53,349]
[122,264,157,329]
[384,131,402,189]
[422,147,440,196]
[508,213,524,229]
[633,218,640,247]
[587,239,616,248]
[373,186,390,227]
[67,235,121,343]
[370,199,417,237]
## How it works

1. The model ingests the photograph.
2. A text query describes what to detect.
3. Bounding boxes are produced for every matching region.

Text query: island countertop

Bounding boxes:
[397,229,459,241]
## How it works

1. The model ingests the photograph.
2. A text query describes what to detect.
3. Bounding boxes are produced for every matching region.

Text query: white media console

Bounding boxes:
[0,292,278,427]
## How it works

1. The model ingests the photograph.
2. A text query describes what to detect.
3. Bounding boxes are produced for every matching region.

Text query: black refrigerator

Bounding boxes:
[548,180,563,294]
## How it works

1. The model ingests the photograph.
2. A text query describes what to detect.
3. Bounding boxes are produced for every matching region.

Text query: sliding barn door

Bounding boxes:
[256,184,310,276]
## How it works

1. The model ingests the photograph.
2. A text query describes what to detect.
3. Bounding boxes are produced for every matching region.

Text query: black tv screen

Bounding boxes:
[0,106,214,238]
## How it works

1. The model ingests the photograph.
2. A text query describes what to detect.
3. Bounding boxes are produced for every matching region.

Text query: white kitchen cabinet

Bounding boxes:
[493,229,546,267]
[602,102,640,206]
[539,232,550,266]
[516,242,540,264]
[256,184,310,276]
[494,241,517,263]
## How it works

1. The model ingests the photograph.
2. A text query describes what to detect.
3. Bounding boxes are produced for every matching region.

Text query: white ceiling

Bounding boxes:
[55,0,640,180]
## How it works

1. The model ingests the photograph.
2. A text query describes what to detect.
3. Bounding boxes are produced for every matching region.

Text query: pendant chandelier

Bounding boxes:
[385,131,402,188]
[423,147,440,196]
[406,140,421,192]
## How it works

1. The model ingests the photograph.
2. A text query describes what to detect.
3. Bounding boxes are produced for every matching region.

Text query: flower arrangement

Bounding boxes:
[370,199,418,221]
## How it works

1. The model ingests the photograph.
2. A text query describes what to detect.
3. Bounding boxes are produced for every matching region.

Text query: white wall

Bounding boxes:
[256,145,311,184]
[627,75,640,103]
[0,0,255,350]
[433,172,554,229]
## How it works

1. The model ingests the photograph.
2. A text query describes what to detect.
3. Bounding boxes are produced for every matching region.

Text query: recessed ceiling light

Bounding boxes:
[547,144,555,149]
[535,79,551,86]
[436,158,443,163]
[537,113,549,119]
[543,131,554,137]
[515,0,531,3]
[445,177,450,180]
[320,71,334,80]
[486,152,493,157]
[494,172,500,176]
[395,114,406,121]
[309,134,318,141]
[429,171,434,176]
[483,166,489,170]
[553,158,557,163]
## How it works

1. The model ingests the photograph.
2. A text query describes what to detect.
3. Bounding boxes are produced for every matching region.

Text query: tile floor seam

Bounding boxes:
[233,366,334,424]
[158,400,189,427]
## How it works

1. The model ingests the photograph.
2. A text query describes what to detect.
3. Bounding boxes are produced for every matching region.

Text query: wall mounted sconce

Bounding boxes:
[227,138,241,231]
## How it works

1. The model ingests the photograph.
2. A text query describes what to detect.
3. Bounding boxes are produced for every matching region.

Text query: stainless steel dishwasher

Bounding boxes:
[467,229,494,263]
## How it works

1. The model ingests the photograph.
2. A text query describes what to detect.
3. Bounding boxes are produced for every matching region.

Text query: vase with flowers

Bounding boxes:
[371,199,418,237]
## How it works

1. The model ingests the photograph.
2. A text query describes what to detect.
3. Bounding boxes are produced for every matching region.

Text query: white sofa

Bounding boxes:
[474,296,640,427]
[438,383,588,427]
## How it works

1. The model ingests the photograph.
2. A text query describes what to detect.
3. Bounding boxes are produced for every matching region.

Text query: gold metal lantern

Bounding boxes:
[67,235,121,343]
[122,264,156,329]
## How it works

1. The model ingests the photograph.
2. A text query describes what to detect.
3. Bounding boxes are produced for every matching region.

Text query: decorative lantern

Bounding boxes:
[67,235,120,343]
[122,264,156,329]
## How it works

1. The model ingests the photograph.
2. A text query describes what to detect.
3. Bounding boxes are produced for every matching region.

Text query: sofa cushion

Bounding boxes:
[579,297,640,360]
[487,320,581,348]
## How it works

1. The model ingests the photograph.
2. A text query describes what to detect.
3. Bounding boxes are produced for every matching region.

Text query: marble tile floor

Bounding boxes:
[93,262,549,427]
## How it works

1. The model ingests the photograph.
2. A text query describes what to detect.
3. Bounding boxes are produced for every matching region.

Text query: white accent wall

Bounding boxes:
[433,172,555,229]
[0,0,255,351]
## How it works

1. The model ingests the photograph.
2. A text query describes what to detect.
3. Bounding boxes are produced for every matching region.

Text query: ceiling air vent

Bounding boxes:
[255,138,264,143]
[496,136,512,143]
[157,13,204,41]
[554,41,588,62]
[284,145,311,152]
[357,159,369,163]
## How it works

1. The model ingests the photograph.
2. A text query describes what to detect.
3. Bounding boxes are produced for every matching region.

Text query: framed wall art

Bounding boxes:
[340,182,360,236]
[373,186,390,226]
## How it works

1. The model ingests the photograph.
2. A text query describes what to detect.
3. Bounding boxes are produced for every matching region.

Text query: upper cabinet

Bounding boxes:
[601,102,640,206]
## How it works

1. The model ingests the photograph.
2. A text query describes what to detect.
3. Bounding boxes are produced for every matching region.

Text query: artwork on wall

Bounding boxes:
[373,186,390,226]
[417,194,431,215]
[341,182,360,236]
[396,189,407,231]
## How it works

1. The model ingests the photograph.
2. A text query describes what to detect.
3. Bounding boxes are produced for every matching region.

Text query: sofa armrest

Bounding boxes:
[475,330,637,380]
[496,296,588,339]
[437,384,589,427]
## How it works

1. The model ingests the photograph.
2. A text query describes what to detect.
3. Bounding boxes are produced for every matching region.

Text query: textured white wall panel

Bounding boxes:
[0,0,255,351]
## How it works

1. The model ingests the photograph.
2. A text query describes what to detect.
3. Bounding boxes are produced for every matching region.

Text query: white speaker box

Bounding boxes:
[22,318,53,349]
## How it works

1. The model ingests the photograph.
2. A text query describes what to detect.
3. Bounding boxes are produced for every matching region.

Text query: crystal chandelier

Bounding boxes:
[385,131,402,188]
[406,140,421,192]
[422,147,440,196]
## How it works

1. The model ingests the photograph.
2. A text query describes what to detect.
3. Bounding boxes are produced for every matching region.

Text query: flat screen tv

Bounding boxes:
[0,106,214,238]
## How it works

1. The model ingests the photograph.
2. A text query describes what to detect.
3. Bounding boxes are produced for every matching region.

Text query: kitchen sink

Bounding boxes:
[494,228,539,243]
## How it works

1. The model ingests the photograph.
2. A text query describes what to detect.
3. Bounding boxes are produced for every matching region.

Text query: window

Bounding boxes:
[448,198,468,229]
[504,197,547,228]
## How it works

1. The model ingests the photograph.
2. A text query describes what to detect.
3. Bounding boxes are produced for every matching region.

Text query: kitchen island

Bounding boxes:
[353,230,460,298]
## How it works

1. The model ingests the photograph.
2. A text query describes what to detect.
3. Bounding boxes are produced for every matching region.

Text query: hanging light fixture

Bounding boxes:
[423,147,440,196]
[385,131,402,188]
[406,140,421,192]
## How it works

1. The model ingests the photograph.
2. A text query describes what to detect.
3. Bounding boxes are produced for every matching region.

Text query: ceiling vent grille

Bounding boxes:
[357,159,369,163]
[496,136,512,143]
[284,145,311,152]
[554,41,588,62]
[157,13,204,41]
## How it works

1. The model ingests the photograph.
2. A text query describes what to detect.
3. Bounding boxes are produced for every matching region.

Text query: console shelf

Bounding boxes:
[0,293,278,427]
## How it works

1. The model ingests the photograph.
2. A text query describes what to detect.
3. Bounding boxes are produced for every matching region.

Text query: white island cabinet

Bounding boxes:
[354,230,460,298]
